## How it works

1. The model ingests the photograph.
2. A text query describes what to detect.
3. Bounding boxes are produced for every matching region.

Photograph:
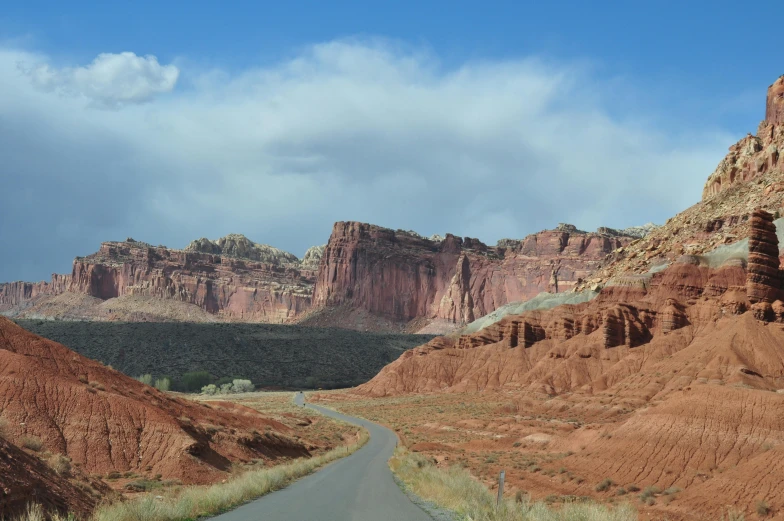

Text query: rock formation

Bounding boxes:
[355,231,766,396]
[767,75,784,126]
[0,275,70,310]
[746,209,782,303]
[312,221,636,329]
[703,75,784,200]
[185,234,300,265]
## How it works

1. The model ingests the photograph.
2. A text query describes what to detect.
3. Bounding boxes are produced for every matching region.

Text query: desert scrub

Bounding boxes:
[19,435,43,452]
[389,448,636,521]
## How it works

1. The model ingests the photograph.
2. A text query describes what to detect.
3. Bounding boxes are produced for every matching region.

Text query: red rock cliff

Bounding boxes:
[0,274,71,310]
[67,240,315,322]
[767,75,784,126]
[703,75,784,200]
[313,222,635,327]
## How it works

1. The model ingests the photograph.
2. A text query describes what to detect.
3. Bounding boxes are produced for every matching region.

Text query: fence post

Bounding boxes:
[496,470,505,507]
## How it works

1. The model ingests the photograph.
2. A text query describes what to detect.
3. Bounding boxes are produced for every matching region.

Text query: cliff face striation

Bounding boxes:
[312,222,637,330]
[69,238,317,322]
[703,75,784,200]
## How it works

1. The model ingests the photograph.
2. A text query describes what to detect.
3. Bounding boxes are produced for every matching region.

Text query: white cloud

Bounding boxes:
[0,41,734,281]
[23,51,179,107]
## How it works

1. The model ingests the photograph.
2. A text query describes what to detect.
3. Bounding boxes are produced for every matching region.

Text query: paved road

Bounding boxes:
[210,392,434,521]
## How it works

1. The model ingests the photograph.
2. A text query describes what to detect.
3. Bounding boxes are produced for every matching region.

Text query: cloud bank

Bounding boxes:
[0,41,732,281]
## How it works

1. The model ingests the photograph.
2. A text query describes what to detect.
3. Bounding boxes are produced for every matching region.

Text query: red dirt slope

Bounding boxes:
[0,316,311,489]
[0,437,97,519]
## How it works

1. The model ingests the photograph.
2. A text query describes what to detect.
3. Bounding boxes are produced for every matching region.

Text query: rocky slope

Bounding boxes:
[0,316,315,488]
[0,436,100,519]
[355,209,784,519]
[576,75,784,292]
[312,222,638,332]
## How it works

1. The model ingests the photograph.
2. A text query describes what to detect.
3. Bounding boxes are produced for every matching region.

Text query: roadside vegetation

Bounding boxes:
[12,426,369,521]
[389,448,637,521]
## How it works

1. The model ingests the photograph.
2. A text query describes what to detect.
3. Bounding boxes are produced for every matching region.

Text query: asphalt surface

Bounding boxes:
[209,392,434,521]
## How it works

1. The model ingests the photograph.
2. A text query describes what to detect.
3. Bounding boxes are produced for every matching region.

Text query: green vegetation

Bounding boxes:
[178,371,211,392]
[16,320,434,390]
[135,374,153,386]
[389,448,636,521]
[201,379,255,395]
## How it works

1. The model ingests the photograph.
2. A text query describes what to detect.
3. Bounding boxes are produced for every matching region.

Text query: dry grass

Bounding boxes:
[389,448,636,521]
[19,435,43,452]
[11,429,367,521]
[91,427,368,521]
[47,453,72,476]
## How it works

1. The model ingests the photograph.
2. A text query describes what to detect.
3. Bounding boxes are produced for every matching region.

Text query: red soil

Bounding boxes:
[0,316,314,516]
[0,437,98,519]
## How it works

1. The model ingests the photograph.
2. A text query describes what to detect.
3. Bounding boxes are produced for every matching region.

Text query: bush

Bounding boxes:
[200,379,254,395]
[48,453,72,476]
[20,435,43,451]
[136,374,153,386]
[596,478,614,492]
[756,500,771,517]
[232,379,255,393]
[179,371,212,392]
[154,377,171,392]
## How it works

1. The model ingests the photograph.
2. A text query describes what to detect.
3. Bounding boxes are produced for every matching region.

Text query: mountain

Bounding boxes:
[1,224,644,332]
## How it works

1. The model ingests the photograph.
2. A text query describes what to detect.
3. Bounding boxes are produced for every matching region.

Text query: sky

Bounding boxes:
[0,0,781,282]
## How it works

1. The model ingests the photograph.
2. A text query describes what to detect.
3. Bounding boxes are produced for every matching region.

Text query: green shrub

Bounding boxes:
[154,377,171,392]
[178,371,212,392]
[136,374,153,386]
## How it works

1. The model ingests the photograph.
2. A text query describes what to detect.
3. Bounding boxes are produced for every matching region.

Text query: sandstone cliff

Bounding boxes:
[702,75,783,200]
[69,238,316,322]
[312,222,636,330]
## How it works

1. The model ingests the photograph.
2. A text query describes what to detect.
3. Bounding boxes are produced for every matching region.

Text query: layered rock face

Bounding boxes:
[313,222,636,328]
[767,75,784,126]
[357,249,755,396]
[703,75,784,200]
[67,238,316,322]
[0,275,70,310]
[746,209,782,303]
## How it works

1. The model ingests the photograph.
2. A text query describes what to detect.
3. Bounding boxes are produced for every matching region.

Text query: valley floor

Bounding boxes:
[311,388,777,521]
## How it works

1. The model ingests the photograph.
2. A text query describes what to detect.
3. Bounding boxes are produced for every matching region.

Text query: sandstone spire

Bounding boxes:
[746,209,781,303]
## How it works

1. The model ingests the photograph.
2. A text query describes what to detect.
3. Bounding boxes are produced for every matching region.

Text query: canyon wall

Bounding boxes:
[313,222,635,327]
[68,239,316,322]
[0,274,70,309]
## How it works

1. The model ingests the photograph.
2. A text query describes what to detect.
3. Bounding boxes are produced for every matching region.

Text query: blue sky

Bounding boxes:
[0,1,781,281]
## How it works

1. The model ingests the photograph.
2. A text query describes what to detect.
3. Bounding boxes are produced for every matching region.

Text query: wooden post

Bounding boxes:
[496,470,505,507]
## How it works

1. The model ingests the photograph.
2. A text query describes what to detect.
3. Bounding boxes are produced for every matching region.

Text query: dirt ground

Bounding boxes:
[311,388,783,521]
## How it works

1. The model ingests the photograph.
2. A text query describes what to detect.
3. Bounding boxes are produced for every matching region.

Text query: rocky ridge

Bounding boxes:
[574,75,784,294]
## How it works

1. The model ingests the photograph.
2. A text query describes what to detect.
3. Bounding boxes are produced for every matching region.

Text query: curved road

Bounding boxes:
[210,392,434,521]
